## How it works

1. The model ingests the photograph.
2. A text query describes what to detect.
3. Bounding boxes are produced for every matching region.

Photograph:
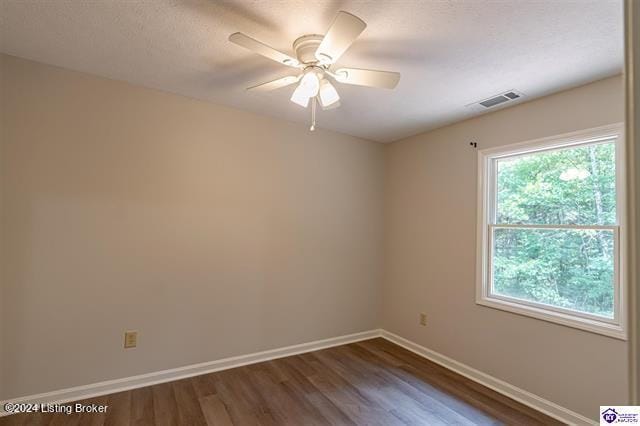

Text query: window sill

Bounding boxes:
[476,296,627,340]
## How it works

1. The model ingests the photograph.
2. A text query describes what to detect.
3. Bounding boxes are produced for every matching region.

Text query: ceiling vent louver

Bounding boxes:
[466,90,524,112]
[479,96,510,108]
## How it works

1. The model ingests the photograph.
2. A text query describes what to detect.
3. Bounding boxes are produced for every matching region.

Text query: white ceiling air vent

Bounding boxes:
[466,90,525,112]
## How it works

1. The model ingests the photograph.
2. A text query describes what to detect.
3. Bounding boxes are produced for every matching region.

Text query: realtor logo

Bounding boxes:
[602,408,618,424]
[600,406,640,425]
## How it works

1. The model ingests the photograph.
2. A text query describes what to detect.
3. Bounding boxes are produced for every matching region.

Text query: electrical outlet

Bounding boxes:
[124,331,138,348]
[419,313,427,326]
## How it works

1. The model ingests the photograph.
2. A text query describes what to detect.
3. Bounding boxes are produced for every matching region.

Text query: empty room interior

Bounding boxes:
[1,1,639,425]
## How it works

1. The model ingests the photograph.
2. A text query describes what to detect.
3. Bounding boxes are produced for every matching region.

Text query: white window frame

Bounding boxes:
[476,123,627,340]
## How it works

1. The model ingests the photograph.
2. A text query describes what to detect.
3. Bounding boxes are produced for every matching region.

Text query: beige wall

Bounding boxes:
[383,75,628,418]
[0,52,630,419]
[0,54,384,399]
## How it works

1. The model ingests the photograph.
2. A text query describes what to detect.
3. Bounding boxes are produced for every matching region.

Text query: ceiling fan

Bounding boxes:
[229,11,400,131]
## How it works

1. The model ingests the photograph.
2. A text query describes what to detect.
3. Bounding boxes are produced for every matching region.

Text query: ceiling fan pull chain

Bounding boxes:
[310,97,316,131]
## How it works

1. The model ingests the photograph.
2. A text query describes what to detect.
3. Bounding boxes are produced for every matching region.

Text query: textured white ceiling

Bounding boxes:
[0,0,624,142]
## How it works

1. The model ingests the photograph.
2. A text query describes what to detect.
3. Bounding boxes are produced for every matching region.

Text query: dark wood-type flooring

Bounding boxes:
[1,338,563,425]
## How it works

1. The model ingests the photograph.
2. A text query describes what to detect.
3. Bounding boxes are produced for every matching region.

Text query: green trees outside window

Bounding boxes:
[492,141,617,318]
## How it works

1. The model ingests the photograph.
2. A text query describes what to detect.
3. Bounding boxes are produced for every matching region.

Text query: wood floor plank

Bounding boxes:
[354,340,499,425]
[2,338,564,426]
[151,382,179,426]
[131,386,154,425]
[2,410,53,426]
[338,344,478,425]
[220,367,280,423]
[314,347,452,425]
[103,391,131,426]
[171,379,207,425]
[334,402,407,426]
[303,351,426,425]
[270,356,356,426]
[75,395,109,426]
[262,359,346,425]
[198,394,233,426]
[376,340,529,421]
[212,370,264,425]
[245,367,320,425]
[18,411,51,426]
[191,374,219,400]
[304,352,383,411]
[369,338,562,425]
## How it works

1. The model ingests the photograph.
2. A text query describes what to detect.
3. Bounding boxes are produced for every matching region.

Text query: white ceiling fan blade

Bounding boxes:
[315,11,366,64]
[247,75,300,92]
[229,33,300,68]
[332,68,400,89]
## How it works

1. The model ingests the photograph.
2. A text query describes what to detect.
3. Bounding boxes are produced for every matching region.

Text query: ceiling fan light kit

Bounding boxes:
[319,79,340,108]
[229,11,400,131]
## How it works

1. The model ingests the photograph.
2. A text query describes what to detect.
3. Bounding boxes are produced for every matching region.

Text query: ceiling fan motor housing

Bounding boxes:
[293,34,324,64]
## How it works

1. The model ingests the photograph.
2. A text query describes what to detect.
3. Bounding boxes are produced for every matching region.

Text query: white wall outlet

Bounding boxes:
[419,313,427,326]
[124,330,138,348]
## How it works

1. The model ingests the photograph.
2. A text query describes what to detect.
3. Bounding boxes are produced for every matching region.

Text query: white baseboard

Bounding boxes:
[1,328,595,425]
[380,330,596,426]
[0,329,381,417]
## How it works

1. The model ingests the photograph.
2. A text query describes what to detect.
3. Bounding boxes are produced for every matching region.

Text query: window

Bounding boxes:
[476,124,626,339]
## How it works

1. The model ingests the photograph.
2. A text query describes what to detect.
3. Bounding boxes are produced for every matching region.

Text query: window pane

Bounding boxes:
[492,227,615,318]
[496,141,616,225]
